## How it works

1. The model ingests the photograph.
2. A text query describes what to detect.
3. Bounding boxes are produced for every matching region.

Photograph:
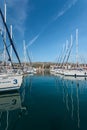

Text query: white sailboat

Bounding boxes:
[0,3,23,91]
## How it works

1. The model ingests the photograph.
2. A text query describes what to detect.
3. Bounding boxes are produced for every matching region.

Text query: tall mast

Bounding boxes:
[10,25,12,60]
[76,28,78,67]
[70,34,73,63]
[65,39,68,62]
[4,1,6,63]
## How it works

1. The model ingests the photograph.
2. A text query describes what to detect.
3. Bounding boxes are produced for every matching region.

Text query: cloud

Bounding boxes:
[26,34,40,48]
[5,0,29,37]
[54,0,78,20]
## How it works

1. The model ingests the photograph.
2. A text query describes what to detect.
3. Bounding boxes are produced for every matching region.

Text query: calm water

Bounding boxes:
[0,73,87,130]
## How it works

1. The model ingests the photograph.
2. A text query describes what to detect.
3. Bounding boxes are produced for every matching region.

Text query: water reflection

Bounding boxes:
[76,82,80,128]
[20,75,33,116]
[1,74,87,130]
[59,76,87,129]
[0,90,27,130]
[71,82,74,119]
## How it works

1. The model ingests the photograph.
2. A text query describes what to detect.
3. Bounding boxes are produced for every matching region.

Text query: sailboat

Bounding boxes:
[0,4,23,91]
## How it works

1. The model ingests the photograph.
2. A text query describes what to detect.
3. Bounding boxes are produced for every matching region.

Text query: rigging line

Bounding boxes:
[61,36,76,67]
[56,47,63,65]
[67,44,74,63]
[65,42,73,63]
[59,45,65,63]
[60,42,70,68]
[0,31,14,69]
[65,37,76,64]
[7,44,11,48]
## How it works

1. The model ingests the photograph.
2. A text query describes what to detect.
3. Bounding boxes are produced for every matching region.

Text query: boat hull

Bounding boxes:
[0,74,23,91]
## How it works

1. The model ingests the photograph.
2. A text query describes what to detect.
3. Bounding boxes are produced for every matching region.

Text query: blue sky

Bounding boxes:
[0,0,87,63]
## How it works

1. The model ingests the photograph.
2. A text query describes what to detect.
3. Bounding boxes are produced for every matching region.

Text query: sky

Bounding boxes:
[0,0,87,63]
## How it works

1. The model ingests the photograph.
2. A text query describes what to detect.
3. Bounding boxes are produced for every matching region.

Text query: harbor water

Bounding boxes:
[0,73,87,130]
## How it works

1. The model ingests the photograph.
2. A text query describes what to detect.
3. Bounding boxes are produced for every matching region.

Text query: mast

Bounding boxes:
[4,1,6,64]
[0,30,14,69]
[10,25,12,61]
[76,28,78,67]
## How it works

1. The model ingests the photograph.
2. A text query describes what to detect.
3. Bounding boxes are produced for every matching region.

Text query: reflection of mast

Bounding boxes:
[64,80,69,111]
[71,81,74,119]
[5,111,9,130]
[62,79,69,111]
[76,82,80,128]
[66,84,69,111]
[62,79,65,103]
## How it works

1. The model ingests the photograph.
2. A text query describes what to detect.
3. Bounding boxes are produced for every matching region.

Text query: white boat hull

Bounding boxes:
[0,74,23,91]
[64,70,87,77]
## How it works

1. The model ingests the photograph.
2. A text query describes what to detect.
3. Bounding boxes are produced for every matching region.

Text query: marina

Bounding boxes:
[0,0,87,130]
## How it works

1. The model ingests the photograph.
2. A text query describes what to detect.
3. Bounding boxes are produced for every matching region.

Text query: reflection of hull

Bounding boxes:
[0,74,23,91]
[0,92,22,111]
[0,91,26,130]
